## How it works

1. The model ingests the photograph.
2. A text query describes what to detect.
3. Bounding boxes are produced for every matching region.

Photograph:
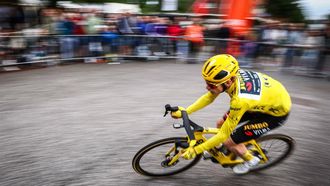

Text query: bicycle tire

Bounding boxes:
[132,137,202,177]
[250,134,295,172]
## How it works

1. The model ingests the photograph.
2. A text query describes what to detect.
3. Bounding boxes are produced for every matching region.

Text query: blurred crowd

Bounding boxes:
[0,6,330,75]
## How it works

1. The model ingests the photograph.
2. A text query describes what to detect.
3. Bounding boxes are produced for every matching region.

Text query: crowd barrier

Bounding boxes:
[0,34,329,78]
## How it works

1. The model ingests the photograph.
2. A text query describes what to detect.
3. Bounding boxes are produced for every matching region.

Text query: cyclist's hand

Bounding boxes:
[171,106,186,119]
[182,147,196,160]
[181,140,197,160]
[216,118,225,128]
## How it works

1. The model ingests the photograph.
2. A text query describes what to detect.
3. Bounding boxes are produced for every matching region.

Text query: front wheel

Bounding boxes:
[132,137,202,177]
[250,134,295,172]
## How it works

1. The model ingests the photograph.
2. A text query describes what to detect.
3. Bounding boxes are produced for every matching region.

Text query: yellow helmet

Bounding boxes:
[202,54,239,85]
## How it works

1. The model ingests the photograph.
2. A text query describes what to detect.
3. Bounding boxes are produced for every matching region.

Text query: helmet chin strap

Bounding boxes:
[221,77,235,93]
[221,83,228,92]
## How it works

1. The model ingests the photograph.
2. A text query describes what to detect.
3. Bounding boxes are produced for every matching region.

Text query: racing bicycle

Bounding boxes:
[132,104,295,176]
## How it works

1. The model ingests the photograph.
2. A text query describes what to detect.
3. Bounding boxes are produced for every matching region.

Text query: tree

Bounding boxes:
[264,0,306,23]
[0,0,20,5]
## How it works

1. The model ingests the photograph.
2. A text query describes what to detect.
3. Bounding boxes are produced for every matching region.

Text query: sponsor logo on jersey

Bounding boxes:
[244,122,269,130]
[252,105,265,111]
[230,106,241,111]
[252,128,271,135]
[238,70,262,100]
[245,131,253,136]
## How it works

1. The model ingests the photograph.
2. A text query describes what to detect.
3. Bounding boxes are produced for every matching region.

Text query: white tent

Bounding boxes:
[103,3,141,14]
[19,0,45,6]
[57,1,83,9]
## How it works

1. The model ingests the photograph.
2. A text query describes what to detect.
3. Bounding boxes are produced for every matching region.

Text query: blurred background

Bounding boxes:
[1,1,330,186]
[0,0,329,78]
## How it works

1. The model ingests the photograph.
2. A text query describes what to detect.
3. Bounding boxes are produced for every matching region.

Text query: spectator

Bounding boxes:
[184,18,204,63]
[154,17,169,55]
[217,23,232,53]
[316,22,330,74]
[144,16,163,56]
[240,33,257,68]
[136,16,148,35]
[71,12,86,58]
[284,24,305,68]
[117,12,136,55]
[167,18,183,55]
[301,29,324,70]
[100,25,119,54]
[55,11,76,59]
[85,10,104,57]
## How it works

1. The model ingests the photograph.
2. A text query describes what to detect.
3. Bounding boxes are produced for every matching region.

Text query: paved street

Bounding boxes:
[1,61,330,186]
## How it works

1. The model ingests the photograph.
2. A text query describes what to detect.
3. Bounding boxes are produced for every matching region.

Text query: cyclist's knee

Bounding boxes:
[217,111,229,128]
[216,118,225,128]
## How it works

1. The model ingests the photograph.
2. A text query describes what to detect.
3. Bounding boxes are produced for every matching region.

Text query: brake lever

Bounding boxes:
[164,110,169,117]
[164,104,171,117]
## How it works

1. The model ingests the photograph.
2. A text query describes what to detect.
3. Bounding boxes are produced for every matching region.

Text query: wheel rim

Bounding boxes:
[251,136,294,171]
[134,138,201,176]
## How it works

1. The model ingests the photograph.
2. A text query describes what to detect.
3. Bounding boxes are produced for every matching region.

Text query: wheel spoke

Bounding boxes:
[132,137,201,176]
[250,134,295,172]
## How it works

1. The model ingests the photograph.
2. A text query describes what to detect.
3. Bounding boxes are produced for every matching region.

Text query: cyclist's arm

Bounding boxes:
[194,98,248,154]
[186,91,219,114]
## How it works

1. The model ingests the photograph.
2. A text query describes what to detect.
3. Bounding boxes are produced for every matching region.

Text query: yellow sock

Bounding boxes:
[242,151,254,161]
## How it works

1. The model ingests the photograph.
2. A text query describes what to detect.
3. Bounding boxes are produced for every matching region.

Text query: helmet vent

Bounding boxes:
[206,66,215,75]
[214,70,228,80]
[203,61,211,72]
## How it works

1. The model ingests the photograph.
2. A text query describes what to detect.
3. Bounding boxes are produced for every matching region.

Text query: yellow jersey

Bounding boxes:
[229,69,291,118]
[194,69,291,154]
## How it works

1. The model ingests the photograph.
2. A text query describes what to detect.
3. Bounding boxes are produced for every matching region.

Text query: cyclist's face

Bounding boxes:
[206,82,225,94]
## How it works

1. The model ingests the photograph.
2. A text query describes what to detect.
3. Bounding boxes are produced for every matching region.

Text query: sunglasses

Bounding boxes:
[206,82,220,89]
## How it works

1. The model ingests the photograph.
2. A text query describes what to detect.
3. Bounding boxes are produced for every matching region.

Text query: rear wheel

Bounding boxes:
[132,137,202,177]
[250,134,295,172]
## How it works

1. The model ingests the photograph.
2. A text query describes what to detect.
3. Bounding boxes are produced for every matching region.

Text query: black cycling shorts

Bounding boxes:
[230,112,289,144]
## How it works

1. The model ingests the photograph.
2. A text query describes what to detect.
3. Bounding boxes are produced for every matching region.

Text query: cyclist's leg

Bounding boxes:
[225,113,289,174]
[222,112,260,160]
[225,112,289,159]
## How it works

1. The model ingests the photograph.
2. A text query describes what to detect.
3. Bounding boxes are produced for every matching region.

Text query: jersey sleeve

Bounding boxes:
[194,97,249,154]
[186,91,219,114]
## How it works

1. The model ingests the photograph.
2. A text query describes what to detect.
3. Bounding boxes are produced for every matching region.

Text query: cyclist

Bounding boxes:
[171,54,291,174]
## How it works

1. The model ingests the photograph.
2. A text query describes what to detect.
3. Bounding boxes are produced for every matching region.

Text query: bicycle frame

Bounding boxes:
[202,128,268,165]
[166,128,268,167]
[163,104,268,167]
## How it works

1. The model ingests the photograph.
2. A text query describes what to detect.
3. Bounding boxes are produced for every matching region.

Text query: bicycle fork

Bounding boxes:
[162,139,190,167]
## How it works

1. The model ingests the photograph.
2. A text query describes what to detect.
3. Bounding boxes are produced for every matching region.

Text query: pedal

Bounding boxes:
[203,152,219,163]
[218,145,230,155]
[251,149,264,160]
[202,151,212,160]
